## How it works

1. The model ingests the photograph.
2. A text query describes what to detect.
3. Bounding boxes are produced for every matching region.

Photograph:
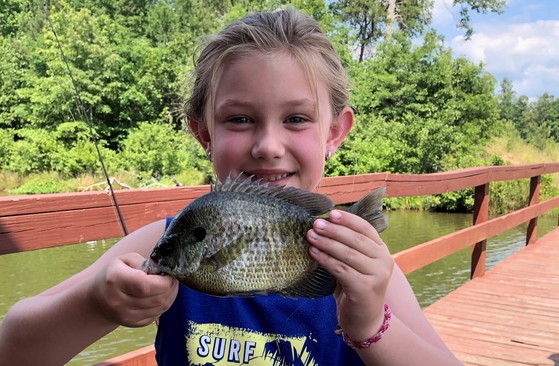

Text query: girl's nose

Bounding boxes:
[251,124,285,160]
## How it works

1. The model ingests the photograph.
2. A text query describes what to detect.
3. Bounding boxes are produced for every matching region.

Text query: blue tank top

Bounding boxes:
[154,218,364,365]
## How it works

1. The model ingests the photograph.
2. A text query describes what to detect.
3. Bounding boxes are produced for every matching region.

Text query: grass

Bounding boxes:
[486,132,559,188]
[1,169,207,196]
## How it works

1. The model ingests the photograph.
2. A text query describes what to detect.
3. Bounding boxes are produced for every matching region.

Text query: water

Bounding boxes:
[380,210,558,307]
[0,210,557,365]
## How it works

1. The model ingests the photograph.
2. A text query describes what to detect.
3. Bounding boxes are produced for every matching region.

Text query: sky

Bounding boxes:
[431,0,559,99]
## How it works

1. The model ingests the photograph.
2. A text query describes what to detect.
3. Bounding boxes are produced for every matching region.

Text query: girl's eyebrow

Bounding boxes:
[216,98,317,110]
[215,99,252,110]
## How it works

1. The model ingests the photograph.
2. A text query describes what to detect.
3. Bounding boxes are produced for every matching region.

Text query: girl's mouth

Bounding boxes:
[246,172,294,184]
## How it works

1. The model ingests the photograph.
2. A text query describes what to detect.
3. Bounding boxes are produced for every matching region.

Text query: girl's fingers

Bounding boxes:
[309,211,389,258]
[330,209,384,242]
[308,231,375,276]
[115,254,178,299]
[307,209,393,287]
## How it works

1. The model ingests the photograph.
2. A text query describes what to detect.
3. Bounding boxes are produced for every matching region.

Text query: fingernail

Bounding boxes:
[309,246,320,255]
[316,219,327,230]
[330,210,342,220]
[309,230,319,240]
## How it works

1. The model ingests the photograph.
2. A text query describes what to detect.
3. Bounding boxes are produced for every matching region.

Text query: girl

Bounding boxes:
[0,9,462,366]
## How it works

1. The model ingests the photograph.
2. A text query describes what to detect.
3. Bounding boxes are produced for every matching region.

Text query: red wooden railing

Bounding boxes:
[1,163,559,365]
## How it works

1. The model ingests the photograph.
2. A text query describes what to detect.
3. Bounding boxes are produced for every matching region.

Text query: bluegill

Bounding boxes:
[142,174,388,298]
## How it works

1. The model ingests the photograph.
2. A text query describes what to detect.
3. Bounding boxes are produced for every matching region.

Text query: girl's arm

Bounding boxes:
[307,210,463,366]
[0,220,178,366]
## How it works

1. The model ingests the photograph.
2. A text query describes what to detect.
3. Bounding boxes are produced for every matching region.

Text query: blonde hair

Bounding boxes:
[185,9,350,134]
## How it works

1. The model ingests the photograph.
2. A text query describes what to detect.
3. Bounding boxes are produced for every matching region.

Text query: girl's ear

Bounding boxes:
[327,106,354,152]
[188,117,211,151]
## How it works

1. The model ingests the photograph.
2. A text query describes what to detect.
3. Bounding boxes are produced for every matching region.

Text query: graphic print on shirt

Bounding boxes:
[186,320,319,365]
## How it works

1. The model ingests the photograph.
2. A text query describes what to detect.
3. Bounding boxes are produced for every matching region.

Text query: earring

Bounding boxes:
[325,150,332,162]
[206,148,212,161]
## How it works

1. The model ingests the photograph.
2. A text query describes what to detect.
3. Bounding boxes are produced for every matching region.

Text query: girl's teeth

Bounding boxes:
[258,173,290,182]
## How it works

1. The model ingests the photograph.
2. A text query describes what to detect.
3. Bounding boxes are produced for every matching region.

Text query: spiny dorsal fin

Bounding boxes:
[346,187,388,233]
[213,173,334,216]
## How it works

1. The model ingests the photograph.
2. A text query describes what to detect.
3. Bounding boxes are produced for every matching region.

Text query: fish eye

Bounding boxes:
[192,226,206,242]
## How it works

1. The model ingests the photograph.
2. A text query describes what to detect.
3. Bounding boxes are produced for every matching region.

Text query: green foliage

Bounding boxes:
[119,122,183,176]
[326,31,499,176]
[1,122,118,177]
[434,189,475,213]
[496,80,559,145]
[0,128,15,168]
[10,173,69,194]
[6,128,60,174]
[118,121,208,178]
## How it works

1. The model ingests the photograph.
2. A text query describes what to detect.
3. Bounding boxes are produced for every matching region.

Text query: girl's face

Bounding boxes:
[193,52,352,191]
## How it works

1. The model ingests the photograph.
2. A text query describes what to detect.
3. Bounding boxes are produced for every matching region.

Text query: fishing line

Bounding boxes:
[42,2,129,235]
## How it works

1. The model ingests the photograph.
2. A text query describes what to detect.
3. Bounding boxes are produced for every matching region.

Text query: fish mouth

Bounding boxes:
[142,258,161,275]
[142,259,178,277]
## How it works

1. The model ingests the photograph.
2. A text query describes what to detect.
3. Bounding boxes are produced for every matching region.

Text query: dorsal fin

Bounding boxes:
[212,173,334,216]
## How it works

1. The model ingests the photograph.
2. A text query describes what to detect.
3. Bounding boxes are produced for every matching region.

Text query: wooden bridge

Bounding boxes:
[1,163,558,365]
[424,228,559,365]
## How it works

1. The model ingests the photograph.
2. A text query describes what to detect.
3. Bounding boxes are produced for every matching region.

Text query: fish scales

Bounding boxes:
[192,192,313,293]
[187,191,316,295]
[142,174,388,298]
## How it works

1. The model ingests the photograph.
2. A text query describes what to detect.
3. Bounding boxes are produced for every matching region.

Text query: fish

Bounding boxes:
[142,174,388,298]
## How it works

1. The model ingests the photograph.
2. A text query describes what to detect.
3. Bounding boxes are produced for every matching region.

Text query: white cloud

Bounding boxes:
[432,0,455,27]
[449,20,559,98]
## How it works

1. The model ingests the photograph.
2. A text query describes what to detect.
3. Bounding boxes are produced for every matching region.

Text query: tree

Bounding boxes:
[328,31,499,175]
[496,78,518,122]
[452,0,506,40]
[329,0,505,61]
[520,94,559,145]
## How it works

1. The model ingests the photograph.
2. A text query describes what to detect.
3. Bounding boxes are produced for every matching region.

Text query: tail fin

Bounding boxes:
[346,187,388,233]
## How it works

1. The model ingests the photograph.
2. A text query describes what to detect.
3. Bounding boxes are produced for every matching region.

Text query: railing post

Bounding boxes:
[526,175,541,246]
[471,183,489,279]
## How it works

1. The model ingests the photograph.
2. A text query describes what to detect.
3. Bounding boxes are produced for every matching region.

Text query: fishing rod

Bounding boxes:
[42,2,129,236]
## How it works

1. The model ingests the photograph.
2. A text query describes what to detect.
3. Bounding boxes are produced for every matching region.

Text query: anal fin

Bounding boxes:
[280,265,337,299]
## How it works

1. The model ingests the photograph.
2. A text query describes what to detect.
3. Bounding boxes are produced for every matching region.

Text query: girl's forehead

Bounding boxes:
[215,51,329,100]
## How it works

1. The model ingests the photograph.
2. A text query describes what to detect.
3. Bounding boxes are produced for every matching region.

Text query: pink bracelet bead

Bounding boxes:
[335,303,392,349]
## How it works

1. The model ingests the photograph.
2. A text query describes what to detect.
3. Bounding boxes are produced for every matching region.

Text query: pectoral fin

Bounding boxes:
[200,236,252,272]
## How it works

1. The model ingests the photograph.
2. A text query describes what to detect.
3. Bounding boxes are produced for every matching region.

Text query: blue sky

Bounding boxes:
[431,0,559,99]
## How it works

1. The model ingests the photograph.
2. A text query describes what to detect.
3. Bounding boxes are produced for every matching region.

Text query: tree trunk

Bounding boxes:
[385,0,396,40]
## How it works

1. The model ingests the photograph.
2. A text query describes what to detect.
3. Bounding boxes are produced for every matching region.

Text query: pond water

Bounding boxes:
[0,210,557,365]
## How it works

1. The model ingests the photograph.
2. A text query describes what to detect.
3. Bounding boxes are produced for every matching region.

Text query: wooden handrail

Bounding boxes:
[1,163,559,366]
[2,163,558,255]
[393,195,559,274]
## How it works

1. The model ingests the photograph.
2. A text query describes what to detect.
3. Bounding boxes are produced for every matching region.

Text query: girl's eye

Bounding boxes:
[286,116,308,124]
[229,116,252,124]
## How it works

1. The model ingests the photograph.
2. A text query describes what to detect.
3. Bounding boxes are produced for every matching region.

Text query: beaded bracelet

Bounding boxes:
[335,304,392,349]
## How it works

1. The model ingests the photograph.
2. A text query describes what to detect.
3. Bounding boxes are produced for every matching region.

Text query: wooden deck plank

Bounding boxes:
[451,351,531,366]
[424,227,559,366]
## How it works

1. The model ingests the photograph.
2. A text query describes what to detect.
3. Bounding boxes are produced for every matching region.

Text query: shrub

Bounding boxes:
[10,173,68,194]
[119,122,192,177]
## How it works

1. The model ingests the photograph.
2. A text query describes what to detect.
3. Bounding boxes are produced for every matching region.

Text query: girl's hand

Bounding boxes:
[89,253,179,328]
[307,209,394,342]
